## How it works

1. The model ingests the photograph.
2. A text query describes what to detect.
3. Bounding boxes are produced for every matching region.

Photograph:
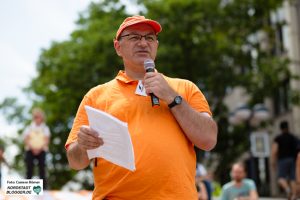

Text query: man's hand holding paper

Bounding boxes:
[77,125,104,151]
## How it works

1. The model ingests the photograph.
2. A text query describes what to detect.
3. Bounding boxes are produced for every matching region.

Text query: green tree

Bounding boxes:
[140,0,289,184]
[1,0,128,189]
[32,1,129,189]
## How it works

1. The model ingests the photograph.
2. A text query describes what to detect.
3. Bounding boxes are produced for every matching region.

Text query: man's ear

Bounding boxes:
[114,39,122,57]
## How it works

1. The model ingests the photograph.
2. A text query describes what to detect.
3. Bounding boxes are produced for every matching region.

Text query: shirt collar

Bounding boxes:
[115,70,138,84]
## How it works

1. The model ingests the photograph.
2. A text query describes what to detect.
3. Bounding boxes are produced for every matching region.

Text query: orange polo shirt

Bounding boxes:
[65,71,212,200]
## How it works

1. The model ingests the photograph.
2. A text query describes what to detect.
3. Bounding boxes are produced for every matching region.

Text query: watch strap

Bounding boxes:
[168,96,182,108]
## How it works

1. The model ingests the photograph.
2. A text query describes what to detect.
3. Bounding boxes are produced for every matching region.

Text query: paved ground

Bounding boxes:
[0,190,92,200]
[212,198,284,200]
[257,199,285,200]
[0,190,287,200]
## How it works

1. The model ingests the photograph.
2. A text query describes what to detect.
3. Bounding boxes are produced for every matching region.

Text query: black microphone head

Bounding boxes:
[144,59,155,72]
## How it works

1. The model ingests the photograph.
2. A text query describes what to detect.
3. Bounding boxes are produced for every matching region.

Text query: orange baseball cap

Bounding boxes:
[115,15,162,40]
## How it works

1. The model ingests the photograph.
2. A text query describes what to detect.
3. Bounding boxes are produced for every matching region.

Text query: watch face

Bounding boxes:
[175,96,182,104]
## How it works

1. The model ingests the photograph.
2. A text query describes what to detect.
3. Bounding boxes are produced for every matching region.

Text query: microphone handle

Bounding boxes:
[150,93,160,107]
[146,68,160,107]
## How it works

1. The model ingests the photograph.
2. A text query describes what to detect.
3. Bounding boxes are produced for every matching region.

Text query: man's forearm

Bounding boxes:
[249,190,258,200]
[67,142,90,170]
[170,100,218,151]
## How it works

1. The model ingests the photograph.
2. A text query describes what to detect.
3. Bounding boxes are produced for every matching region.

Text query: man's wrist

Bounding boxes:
[168,95,183,109]
[166,95,177,105]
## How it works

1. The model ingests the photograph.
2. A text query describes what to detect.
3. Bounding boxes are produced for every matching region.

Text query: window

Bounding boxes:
[296,1,300,44]
[270,8,286,56]
[273,79,291,115]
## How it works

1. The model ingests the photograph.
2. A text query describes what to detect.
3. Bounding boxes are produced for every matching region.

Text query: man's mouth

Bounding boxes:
[136,50,149,54]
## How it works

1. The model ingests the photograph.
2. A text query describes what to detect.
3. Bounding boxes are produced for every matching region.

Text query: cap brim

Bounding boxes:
[116,19,162,40]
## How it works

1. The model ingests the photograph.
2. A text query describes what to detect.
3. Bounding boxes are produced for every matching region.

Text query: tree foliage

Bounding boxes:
[1,0,292,189]
[141,0,288,183]
[31,1,130,189]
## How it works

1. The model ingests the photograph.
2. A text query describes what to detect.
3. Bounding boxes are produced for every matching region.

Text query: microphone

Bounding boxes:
[144,59,160,107]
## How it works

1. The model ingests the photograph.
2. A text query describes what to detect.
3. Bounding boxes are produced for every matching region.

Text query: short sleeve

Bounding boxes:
[247,179,256,190]
[185,81,212,116]
[65,95,92,150]
[22,126,30,138]
[219,186,228,200]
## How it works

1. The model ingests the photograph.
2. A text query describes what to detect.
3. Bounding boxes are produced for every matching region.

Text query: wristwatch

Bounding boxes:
[168,95,182,109]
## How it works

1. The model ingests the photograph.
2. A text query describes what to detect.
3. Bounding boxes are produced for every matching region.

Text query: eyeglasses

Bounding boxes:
[119,34,157,42]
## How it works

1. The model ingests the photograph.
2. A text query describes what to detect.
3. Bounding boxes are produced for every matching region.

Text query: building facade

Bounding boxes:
[224,0,300,196]
[269,0,300,196]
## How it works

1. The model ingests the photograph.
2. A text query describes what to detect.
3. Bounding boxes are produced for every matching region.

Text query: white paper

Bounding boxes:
[84,105,136,171]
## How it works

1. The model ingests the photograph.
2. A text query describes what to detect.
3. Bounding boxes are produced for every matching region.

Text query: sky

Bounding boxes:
[0,0,100,185]
[0,0,139,138]
[0,0,97,99]
[0,0,100,136]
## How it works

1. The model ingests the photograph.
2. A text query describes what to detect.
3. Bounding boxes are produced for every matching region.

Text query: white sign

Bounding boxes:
[250,132,270,158]
[5,179,43,196]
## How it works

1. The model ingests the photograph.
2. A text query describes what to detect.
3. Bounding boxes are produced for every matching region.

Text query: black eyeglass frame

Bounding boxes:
[118,33,158,42]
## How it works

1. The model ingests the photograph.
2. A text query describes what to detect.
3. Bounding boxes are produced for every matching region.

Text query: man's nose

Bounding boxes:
[138,37,148,46]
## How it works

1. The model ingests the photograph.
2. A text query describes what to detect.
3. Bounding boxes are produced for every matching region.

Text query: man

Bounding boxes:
[196,163,209,200]
[271,121,298,199]
[220,162,258,200]
[65,15,218,199]
[23,108,50,189]
[196,163,212,200]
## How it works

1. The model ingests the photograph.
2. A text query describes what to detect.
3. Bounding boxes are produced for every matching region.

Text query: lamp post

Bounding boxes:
[229,103,270,194]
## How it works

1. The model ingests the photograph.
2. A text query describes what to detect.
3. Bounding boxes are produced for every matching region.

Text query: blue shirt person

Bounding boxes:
[220,162,258,200]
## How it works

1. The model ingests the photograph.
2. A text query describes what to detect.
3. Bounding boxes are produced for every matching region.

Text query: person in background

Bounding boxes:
[296,152,300,198]
[196,162,213,200]
[0,140,9,189]
[196,174,208,200]
[0,141,7,188]
[294,130,300,198]
[271,121,298,199]
[23,108,50,189]
[220,162,258,200]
